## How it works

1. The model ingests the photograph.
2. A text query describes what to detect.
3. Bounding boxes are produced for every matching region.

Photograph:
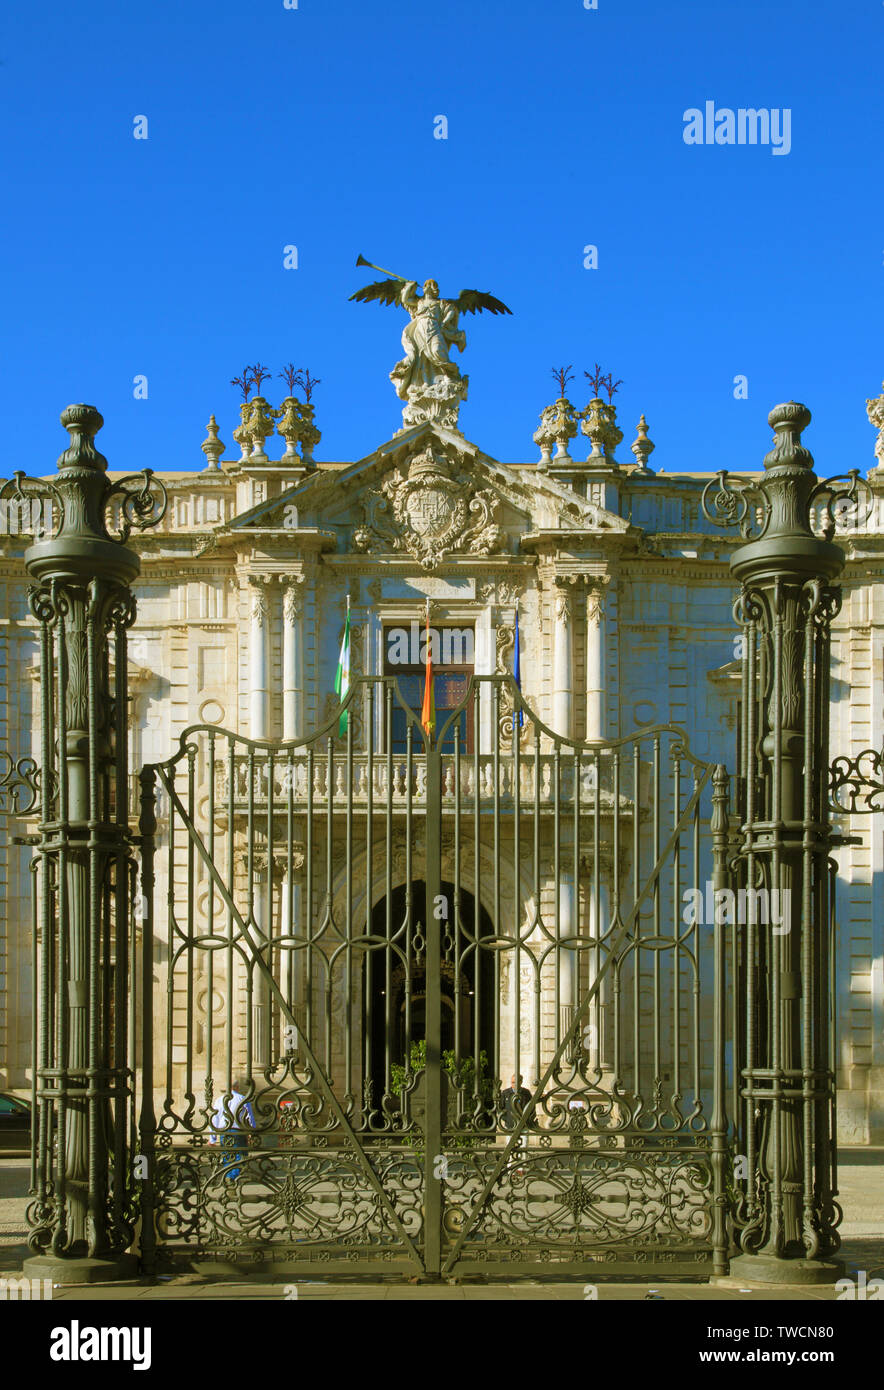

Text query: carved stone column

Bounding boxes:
[551,582,573,740]
[249,579,270,740]
[585,582,607,741]
[475,605,495,747]
[282,581,304,741]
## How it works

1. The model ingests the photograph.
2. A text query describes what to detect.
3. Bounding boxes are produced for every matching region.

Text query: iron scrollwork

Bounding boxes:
[0,471,64,539]
[830,746,884,815]
[809,469,873,541]
[104,470,168,544]
[0,752,40,815]
[701,470,768,539]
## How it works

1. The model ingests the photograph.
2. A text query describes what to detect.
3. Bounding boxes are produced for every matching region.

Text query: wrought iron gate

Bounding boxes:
[138,673,732,1278]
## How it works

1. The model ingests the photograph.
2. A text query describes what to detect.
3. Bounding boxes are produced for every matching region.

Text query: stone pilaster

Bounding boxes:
[551,581,574,740]
[282,580,305,740]
[248,578,271,740]
[585,581,607,741]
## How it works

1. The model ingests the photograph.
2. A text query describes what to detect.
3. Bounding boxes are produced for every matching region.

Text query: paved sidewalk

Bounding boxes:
[2,1152,881,1300]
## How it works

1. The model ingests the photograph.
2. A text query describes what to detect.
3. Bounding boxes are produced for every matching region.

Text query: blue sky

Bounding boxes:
[2,0,881,478]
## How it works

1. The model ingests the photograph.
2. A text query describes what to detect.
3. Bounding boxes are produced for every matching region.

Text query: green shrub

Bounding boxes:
[390,1040,494,1105]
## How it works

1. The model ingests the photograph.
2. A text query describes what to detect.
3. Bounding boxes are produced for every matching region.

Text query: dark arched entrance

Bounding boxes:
[364,880,495,1099]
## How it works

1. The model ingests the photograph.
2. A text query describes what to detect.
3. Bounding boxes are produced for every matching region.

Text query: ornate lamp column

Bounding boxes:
[5,405,165,1282]
[704,401,866,1283]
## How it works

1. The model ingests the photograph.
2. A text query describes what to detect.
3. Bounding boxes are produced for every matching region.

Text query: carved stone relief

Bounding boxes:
[353,445,505,570]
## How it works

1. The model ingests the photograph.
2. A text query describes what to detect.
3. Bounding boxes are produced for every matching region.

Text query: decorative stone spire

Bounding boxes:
[630,414,655,474]
[200,415,225,471]
[867,382,884,470]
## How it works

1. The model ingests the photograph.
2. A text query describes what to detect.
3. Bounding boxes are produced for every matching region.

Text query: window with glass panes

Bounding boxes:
[383,625,475,753]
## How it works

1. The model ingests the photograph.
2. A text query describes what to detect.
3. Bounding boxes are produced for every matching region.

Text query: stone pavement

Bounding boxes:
[2,1152,881,1300]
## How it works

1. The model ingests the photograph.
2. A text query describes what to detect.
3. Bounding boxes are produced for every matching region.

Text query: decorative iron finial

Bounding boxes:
[230,368,254,402]
[584,365,606,399]
[763,400,814,472]
[630,414,655,474]
[248,363,273,396]
[702,399,871,557]
[57,403,108,472]
[7,403,167,589]
[200,415,225,472]
[551,365,574,399]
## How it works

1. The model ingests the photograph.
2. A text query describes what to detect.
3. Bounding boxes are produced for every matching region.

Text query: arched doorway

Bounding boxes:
[364,880,495,1100]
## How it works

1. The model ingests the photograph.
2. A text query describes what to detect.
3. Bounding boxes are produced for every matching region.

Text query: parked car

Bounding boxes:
[0,1092,31,1152]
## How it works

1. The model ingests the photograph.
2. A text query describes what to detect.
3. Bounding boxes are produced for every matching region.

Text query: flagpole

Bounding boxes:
[513,598,523,736]
[421,596,435,744]
[335,592,352,738]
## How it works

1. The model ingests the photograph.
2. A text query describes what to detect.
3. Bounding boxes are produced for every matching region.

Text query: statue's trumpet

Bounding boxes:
[355,253,408,281]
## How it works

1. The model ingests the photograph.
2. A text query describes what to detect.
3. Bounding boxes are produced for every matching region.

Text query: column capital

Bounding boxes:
[585,576,611,622]
[282,576,306,622]
[553,584,574,624]
[250,584,270,626]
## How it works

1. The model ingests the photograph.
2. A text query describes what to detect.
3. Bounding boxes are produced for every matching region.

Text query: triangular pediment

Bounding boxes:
[224,421,631,561]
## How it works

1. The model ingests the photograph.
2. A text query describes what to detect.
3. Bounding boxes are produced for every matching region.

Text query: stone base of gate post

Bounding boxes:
[716,1253,844,1287]
[22,1252,139,1286]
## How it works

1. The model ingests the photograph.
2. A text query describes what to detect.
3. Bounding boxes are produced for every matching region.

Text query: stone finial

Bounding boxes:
[867,382,884,470]
[232,402,251,466]
[533,397,579,467]
[57,404,108,473]
[243,396,277,462]
[200,415,226,471]
[276,397,321,467]
[580,398,623,464]
[630,414,655,474]
[298,404,321,465]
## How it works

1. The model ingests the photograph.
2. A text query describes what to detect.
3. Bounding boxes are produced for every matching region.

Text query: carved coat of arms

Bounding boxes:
[353,446,505,569]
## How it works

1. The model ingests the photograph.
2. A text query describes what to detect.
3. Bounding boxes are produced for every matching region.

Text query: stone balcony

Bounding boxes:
[202,748,654,819]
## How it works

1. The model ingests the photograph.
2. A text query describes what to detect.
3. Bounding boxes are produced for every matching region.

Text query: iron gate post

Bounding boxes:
[711,402,845,1283]
[20,405,165,1283]
[423,741,444,1278]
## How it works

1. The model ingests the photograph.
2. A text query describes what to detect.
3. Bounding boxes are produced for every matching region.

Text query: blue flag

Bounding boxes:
[513,613,523,731]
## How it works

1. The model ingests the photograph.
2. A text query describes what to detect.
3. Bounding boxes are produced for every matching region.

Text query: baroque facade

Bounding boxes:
[2,378,884,1143]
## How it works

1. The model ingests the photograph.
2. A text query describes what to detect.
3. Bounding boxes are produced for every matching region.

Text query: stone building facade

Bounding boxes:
[2,379,883,1142]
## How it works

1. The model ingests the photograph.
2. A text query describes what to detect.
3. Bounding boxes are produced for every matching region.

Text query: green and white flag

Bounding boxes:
[334,596,351,736]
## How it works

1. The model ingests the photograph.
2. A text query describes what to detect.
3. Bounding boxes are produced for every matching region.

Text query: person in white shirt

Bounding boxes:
[209,1077,255,1180]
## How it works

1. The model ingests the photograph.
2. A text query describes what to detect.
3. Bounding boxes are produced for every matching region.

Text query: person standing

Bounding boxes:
[500,1074,533,1131]
[209,1077,255,1180]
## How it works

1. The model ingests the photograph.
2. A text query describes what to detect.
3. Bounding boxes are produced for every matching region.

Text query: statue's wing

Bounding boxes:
[456,289,513,317]
[348,277,405,307]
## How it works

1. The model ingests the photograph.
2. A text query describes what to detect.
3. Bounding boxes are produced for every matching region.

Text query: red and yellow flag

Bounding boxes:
[421,602,436,739]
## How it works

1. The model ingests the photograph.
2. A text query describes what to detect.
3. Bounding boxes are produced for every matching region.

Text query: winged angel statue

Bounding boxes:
[350,255,512,429]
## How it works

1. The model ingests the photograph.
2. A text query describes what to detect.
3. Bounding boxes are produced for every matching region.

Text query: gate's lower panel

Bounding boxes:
[148,1143,425,1276]
[441,1140,715,1279]
[145,1138,715,1280]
